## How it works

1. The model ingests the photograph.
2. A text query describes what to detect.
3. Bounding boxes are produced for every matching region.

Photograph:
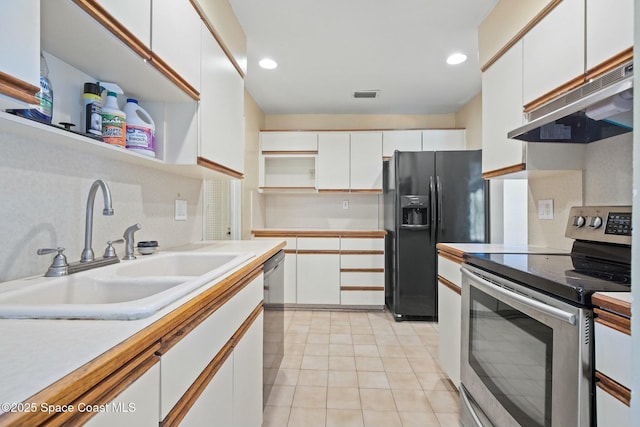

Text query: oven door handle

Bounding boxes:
[461,267,577,325]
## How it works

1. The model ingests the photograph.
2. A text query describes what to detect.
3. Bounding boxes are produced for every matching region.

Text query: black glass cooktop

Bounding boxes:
[464,252,631,306]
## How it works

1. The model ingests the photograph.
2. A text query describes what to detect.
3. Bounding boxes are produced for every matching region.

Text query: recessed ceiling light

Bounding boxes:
[259,58,278,70]
[446,53,467,65]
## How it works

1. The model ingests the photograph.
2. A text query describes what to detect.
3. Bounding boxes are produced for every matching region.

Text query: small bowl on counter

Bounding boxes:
[137,241,158,255]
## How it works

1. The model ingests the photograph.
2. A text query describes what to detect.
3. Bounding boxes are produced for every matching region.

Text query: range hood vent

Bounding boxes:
[508,62,633,143]
[353,90,379,99]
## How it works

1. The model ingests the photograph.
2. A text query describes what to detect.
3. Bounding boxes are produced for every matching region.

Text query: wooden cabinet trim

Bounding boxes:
[260,128,465,133]
[437,250,464,265]
[0,244,284,427]
[0,71,39,104]
[341,250,384,255]
[161,302,263,427]
[298,250,341,255]
[261,150,318,155]
[149,53,200,101]
[586,48,633,81]
[197,157,244,179]
[350,189,382,194]
[252,230,386,238]
[523,74,586,113]
[481,0,562,72]
[318,189,351,193]
[592,293,632,318]
[340,268,384,273]
[340,286,384,291]
[594,308,631,336]
[438,276,462,295]
[482,163,526,179]
[596,371,631,407]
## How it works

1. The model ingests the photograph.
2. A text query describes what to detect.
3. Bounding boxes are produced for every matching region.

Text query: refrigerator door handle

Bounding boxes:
[436,175,443,240]
[429,176,436,233]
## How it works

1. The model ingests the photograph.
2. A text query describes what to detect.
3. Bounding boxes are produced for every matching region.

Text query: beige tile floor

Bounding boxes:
[263,309,460,427]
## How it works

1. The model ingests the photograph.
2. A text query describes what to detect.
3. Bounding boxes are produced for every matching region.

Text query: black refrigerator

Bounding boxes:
[383,150,488,321]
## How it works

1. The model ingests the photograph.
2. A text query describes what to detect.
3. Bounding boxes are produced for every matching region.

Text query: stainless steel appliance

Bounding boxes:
[262,250,285,406]
[383,150,488,320]
[460,206,632,427]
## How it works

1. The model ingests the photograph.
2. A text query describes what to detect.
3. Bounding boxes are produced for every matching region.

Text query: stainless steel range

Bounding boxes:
[459,206,631,427]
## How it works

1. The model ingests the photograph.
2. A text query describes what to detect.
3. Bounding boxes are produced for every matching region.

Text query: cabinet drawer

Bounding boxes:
[596,385,630,426]
[341,238,384,251]
[437,255,462,287]
[261,132,318,152]
[253,236,296,250]
[340,290,384,306]
[297,237,340,251]
[160,273,264,418]
[341,253,384,269]
[340,271,384,287]
[595,320,631,387]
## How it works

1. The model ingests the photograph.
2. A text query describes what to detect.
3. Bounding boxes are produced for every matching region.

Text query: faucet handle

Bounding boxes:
[37,247,69,277]
[104,239,124,259]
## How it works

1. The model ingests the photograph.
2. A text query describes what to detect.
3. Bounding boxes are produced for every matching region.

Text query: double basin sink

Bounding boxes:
[0,251,255,320]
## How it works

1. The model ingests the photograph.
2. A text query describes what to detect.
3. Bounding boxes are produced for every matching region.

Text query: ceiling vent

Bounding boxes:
[353,90,379,99]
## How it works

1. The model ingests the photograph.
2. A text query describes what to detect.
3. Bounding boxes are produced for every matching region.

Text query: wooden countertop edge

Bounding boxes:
[252,229,387,238]
[592,293,632,318]
[436,244,465,261]
[0,243,284,427]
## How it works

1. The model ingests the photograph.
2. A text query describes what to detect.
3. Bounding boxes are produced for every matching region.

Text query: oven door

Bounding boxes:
[460,265,592,427]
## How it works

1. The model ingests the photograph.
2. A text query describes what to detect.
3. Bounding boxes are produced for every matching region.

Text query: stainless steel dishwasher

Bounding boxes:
[262,250,285,406]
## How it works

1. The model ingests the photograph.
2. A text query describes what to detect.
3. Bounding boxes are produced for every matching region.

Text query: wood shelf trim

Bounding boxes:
[482,163,526,179]
[596,371,631,407]
[252,230,386,238]
[340,268,384,273]
[297,250,341,255]
[438,276,461,295]
[260,128,465,133]
[340,250,384,255]
[261,150,318,155]
[259,186,317,191]
[595,308,631,336]
[161,302,263,427]
[149,53,200,101]
[350,189,383,194]
[318,189,351,193]
[481,0,562,72]
[340,286,384,291]
[0,71,39,104]
[197,157,244,179]
[586,48,633,81]
[0,243,284,427]
[592,293,632,318]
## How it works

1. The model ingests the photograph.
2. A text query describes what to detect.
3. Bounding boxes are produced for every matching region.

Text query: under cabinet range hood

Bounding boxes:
[509,62,633,143]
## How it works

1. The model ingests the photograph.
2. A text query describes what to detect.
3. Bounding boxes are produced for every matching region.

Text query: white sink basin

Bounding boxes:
[0,251,255,320]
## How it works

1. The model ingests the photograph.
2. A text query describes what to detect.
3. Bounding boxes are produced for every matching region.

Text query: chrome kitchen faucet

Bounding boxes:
[81,179,114,262]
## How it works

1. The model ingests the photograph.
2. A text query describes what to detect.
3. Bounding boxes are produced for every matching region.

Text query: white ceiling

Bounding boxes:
[228,0,498,115]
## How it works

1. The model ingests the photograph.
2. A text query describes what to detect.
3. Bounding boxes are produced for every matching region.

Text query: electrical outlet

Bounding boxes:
[342,200,349,209]
[538,199,554,220]
[309,169,315,180]
[175,199,187,221]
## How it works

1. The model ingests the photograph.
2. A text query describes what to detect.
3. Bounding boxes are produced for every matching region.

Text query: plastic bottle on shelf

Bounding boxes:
[123,98,156,157]
[101,91,126,147]
[81,82,102,136]
[13,54,53,123]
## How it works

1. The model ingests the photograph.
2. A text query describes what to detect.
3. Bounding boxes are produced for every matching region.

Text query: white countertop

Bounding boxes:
[437,243,569,254]
[0,239,282,412]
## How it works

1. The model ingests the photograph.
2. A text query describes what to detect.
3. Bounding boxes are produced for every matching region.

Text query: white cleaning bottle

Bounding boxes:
[123,98,156,157]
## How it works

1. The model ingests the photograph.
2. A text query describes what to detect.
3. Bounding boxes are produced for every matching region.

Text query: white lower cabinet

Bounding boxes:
[180,359,233,427]
[596,386,630,427]
[437,252,462,388]
[296,237,340,305]
[233,312,264,427]
[340,238,384,306]
[84,363,160,427]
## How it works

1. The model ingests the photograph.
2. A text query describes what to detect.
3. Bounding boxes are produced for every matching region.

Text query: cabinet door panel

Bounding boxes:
[350,132,382,190]
[421,130,465,151]
[179,359,233,427]
[586,0,633,69]
[297,254,340,304]
[233,313,264,427]
[199,26,244,174]
[0,0,40,91]
[317,132,350,190]
[95,0,151,47]
[261,132,318,151]
[438,281,461,387]
[382,130,421,157]
[523,0,584,104]
[152,0,201,90]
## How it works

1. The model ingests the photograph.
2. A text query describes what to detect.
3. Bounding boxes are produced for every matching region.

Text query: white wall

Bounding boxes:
[0,131,203,282]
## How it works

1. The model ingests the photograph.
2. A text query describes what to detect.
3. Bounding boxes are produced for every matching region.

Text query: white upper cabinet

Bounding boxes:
[199,25,245,175]
[317,133,350,190]
[482,40,526,174]
[522,0,585,105]
[382,130,422,157]
[95,0,151,47]
[0,0,40,105]
[586,0,634,70]
[152,0,202,91]
[422,129,466,151]
[261,132,318,152]
[350,132,383,191]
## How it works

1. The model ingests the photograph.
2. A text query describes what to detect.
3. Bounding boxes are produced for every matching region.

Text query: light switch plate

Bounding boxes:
[342,200,349,209]
[175,199,187,221]
[538,199,554,220]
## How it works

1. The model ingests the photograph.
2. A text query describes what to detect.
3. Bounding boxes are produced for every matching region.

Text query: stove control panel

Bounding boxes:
[566,206,632,245]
